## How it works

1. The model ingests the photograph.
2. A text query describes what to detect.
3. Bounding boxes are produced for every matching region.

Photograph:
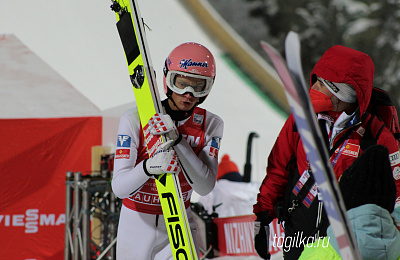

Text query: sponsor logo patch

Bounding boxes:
[117,135,131,147]
[356,126,365,137]
[209,137,221,158]
[182,134,200,148]
[342,143,359,158]
[193,113,204,125]
[211,137,221,149]
[115,149,130,159]
[390,151,400,166]
[179,58,209,69]
[323,79,339,93]
[130,191,190,205]
[209,147,218,158]
[393,166,400,180]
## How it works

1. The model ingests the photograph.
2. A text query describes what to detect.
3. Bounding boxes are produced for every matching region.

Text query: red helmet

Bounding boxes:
[163,42,216,103]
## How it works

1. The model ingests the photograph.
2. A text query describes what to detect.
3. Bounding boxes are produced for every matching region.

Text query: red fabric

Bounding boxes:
[310,45,374,115]
[0,117,101,259]
[253,115,304,217]
[309,88,334,113]
[217,154,239,180]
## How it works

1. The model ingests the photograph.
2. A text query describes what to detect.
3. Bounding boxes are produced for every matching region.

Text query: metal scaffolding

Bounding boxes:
[64,170,121,260]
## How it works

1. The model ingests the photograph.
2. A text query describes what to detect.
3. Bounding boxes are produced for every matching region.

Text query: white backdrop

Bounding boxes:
[0,0,286,183]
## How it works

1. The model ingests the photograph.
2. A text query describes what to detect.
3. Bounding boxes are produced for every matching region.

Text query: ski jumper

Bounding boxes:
[254,45,400,259]
[112,104,223,260]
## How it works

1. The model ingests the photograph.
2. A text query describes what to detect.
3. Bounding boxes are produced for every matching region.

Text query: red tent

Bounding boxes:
[0,35,102,259]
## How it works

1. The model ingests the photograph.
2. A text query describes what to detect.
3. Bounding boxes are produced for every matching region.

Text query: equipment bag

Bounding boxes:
[367,87,400,148]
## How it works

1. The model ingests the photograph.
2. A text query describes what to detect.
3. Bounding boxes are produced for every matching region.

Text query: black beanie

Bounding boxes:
[339,145,396,213]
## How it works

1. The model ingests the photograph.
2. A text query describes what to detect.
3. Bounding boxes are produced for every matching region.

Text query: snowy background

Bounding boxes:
[211,0,400,111]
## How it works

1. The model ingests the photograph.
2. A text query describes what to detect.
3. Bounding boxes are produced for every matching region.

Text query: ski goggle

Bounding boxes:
[166,71,214,97]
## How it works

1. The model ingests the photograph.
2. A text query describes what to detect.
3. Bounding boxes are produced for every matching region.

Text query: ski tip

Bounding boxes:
[287,31,299,37]
[260,40,269,49]
[260,40,277,54]
[285,31,300,45]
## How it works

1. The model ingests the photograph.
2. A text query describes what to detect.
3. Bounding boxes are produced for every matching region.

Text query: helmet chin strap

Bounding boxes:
[163,96,196,121]
[168,94,181,110]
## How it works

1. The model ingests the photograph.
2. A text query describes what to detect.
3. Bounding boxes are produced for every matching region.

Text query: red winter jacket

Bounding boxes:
[254,45,400,218]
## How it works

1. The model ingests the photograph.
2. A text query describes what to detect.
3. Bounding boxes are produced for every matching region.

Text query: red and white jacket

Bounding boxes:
[112,105,224,215]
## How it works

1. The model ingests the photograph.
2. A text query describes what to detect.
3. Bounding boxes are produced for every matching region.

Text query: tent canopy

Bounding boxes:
[0,34,101,119]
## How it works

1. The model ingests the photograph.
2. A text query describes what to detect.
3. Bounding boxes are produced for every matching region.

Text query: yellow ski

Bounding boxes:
[110,0,197,259]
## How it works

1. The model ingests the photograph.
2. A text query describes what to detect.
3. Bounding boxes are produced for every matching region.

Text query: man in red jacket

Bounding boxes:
[253,45,400,259]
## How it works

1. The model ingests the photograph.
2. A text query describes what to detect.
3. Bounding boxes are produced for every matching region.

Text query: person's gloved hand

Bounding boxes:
[144,149,181,176]
[254,211,272,260]
[148,113,182,146]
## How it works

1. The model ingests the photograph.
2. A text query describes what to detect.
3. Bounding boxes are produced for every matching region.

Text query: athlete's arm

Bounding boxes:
[111,107,150,199]
[174,112,223,196]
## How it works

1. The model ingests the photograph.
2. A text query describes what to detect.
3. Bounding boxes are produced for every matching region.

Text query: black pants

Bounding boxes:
[283,245,304,260]
[281,207,329,259]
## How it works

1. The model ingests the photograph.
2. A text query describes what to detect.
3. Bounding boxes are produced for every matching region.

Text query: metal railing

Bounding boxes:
[65,171,120,260]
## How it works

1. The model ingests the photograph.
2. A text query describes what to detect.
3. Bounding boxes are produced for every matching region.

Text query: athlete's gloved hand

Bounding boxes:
[143,149,181,176]
[148,113,182,146]
[254,211,272,260]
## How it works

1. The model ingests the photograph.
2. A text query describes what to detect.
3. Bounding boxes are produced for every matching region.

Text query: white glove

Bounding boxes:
[148,114,181,145]
[144,149,181,176]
